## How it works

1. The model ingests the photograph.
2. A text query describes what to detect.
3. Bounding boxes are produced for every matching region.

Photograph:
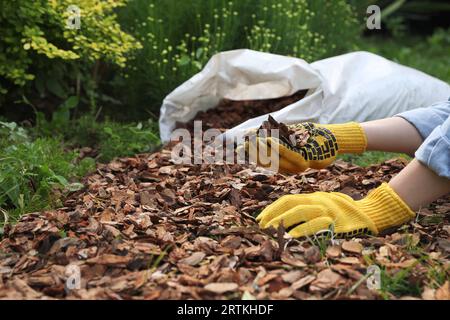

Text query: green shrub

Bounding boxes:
[358,28,450,83]
[68,115,161,162]
[0,121,29,149]
[0,114,158,226]
[0,0,141,106]
[35,110,161,162]
[0,122,95,223]
[348,0,450,36]
[96,120,160,162]
[246,0,358,59]
[116,0,359,117]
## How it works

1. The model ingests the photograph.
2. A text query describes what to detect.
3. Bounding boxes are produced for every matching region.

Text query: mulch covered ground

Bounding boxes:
[176,89,308,132]
[0,98,449,300]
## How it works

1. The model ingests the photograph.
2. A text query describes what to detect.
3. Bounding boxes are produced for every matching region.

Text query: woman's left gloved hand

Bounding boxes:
[239,122,367,174]
[257,183,415,238]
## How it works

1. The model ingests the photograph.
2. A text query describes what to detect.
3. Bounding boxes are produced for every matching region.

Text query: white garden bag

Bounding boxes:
[159,49,450,143]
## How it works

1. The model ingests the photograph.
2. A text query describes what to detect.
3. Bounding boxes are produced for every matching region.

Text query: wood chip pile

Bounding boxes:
[0,96,448,300]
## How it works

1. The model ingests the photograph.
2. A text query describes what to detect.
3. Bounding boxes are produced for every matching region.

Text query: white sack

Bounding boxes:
[159,49,450,142]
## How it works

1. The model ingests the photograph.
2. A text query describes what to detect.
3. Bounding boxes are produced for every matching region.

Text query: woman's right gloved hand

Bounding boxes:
[238,122,368,174]
[257,183,415,238]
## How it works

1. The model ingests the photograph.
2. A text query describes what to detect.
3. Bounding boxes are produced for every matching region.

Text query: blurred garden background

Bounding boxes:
[0,0,449,225]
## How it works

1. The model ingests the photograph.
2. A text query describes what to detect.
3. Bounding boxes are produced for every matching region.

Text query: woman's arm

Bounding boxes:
[389,159,450,211]
[361,117,423,156]
[362,101,450,156]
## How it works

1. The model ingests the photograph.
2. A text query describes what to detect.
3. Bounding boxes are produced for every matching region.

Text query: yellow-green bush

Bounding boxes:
[0,0,141,95]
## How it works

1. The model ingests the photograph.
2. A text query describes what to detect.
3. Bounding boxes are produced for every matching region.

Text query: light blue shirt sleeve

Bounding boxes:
[396,98,450,179]
[415,114,450,179]
[396,100,450,139]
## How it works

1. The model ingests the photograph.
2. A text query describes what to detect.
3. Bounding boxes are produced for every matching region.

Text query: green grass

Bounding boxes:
[374,232,447,299]
[0,122,96,227]
[379,267,421,299]
[426,265,448,289]
[378,256,448,299]
[0,114,161,230]
[338,151,410,167]
[35,113,161,163]
[358,28,450,84]
[306,227,335,257]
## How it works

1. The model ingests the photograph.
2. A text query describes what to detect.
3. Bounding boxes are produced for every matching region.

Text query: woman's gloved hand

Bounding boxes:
[257,183,415,238]
[241,122,368,173]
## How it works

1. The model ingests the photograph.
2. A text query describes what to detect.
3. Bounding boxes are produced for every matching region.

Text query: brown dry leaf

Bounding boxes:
[421,287,436,300]
[10,278,42,299]
[104,225,121,238]
[281,251,307,268]
[435,281,449,300]
[339,257,361,265]
[257,274,279,286]
[383,258,417,268]
[342,241,363,254]
[259,240,275,262]
[291,275,316,290]
[27,276,56,287]
[221,235,242,249]
[318,180,340,192]
[179,252,206,266]
[376,245,390,264]
[437,239,450,254]
[281,271,303,284]
[100,208,114,222]
[86,254,131,267]
[326,245,342,258]
[229,189,242,208]
[304,246,321,264]
[48,237,79,255]
[158,166,173,175]
[278,287,294,299]
[179,275,205,287]
[310,269,345,293]
[204,282,238,294]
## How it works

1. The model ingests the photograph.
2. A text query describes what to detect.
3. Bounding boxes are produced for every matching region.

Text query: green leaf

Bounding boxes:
[46,77,67,99]
[103,127,113,135]
[53,175,68,186]
[62,96,79,109]
[52,108,71,125]
[67,182,84,192]
[196,48,204,59]
[178,54,190,66]
[18,194,26,211]
[52,96,78,125]
[193,61,203,70]
[35,73,46,96]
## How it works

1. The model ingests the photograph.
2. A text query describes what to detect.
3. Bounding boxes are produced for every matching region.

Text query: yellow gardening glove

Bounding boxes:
[257,183,415,238]
[241,122,367,173]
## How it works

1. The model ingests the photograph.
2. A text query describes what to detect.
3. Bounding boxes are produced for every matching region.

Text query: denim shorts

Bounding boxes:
[396,98,450,179]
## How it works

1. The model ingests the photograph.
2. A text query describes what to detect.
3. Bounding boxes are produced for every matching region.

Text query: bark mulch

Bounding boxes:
[175,89,308,132]
[0,154,448,299]
[0,97,448,300]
